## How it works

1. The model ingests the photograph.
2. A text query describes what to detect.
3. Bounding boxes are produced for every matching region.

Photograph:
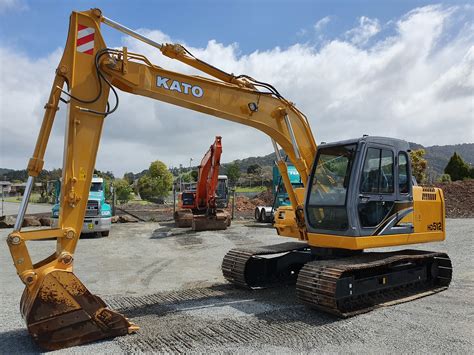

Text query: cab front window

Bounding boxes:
[90,182,103,192]
[307,144,356,230]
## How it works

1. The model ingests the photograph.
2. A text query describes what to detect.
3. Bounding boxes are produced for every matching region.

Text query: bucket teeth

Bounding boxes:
[21,270,137,351]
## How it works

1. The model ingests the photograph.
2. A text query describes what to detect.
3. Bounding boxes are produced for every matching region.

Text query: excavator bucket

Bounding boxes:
[174,210,194,227]
[192,210,230,231]
[20,270,138,350]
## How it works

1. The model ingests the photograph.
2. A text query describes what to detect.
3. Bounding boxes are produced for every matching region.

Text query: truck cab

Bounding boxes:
[52,175,112,237]
[273,165,303,208]
[255,165,303,223]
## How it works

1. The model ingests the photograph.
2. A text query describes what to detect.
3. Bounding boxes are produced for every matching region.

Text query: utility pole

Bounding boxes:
[1,184,4,217]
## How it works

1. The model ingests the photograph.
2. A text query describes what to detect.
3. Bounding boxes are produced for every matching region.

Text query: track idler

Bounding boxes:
[21,270,138,350]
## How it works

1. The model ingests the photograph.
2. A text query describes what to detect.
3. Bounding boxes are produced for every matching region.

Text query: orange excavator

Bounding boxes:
[174,136,231,230]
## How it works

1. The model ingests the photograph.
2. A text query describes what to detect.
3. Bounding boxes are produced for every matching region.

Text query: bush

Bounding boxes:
[444,152,471,181]
[409,149,427,184]
[113,178,133,204]
[436,174,451,183]
[138,160,173,202]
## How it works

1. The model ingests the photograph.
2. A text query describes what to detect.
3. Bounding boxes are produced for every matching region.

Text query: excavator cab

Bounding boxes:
[305,136,416,240]
[215,175,229,208]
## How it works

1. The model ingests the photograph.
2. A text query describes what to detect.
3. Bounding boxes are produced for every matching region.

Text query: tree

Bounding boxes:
[247,164,262,175]
[409,149,427,184]
[113,178,133,204]
[444,152,471,181]
[94,169,115,180]
[123,172,135,185]
[436,174,452,183]
[138,160,173,201]
[179,172,193,183]
[190,170,198,181]
[227,162,241,186]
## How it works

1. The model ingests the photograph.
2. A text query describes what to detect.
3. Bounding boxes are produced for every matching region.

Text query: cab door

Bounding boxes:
[392,151,414,233]
[357,145,397,236]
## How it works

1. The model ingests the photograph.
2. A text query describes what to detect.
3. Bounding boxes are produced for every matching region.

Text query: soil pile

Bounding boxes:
[253,190,274,205]
[233,189,273,212]
[434,180,474,218]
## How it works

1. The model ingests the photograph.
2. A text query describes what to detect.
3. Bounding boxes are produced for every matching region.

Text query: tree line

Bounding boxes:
[410,149,473,183]
[2,150,471,204]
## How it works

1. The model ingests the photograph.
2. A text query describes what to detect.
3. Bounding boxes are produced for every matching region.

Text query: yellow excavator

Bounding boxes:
[7,9,452,350]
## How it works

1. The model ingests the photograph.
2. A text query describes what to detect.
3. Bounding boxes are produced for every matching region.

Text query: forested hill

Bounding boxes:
[409,143,474,176]
[221,143,474,176]
[0,168,13,177]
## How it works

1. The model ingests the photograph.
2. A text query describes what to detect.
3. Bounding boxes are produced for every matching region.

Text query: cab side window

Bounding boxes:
[398,152,409,194]
[359,147,395,228]
[360,148,394,194]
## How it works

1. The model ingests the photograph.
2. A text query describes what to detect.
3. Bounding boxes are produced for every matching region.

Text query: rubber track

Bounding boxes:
[222,242,309,288]
[296,249,452,317]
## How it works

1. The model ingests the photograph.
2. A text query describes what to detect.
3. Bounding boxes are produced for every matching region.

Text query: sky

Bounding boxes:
[0,0,472,177]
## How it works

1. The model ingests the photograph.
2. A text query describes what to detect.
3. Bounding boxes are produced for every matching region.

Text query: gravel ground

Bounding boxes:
[0,219,472,353]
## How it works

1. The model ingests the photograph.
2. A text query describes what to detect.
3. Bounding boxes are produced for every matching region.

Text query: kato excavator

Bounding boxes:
[7,9,452,350]
[174,136,230,230]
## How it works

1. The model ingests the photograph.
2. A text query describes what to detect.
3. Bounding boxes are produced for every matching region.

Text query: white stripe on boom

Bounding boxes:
[77,41,94,53]
[78,27,95,39]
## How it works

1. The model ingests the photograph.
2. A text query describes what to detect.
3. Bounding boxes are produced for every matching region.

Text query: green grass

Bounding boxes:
[4,196,21,203]
[128,199,155,206]
[235,186,267,193]
[3,193,50,204]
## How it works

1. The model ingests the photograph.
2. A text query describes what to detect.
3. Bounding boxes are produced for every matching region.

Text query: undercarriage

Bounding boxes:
[222,243,452,316]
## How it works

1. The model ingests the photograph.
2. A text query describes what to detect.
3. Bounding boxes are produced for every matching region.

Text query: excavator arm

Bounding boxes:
[6,9,316,349]
[195,136,223,211]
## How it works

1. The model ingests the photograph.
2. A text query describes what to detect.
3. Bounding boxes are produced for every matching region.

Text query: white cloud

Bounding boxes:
[0,0,28,13]
[345,16,381,45]
[314,16,331,31]
[0,5,473,177]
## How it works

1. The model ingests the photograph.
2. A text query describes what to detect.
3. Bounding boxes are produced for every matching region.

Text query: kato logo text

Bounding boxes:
[156,76,204,98]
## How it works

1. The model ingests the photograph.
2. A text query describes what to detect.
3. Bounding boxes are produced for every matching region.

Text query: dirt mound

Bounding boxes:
[232,190,274,213]
[434,180,474,218]
[234,196,255,211]
[253,189,274,205]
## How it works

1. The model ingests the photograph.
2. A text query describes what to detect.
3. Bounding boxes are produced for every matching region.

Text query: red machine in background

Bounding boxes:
[174,136,231,231]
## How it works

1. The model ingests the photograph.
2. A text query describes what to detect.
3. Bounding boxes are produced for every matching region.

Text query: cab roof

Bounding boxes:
[318,136,410,151]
